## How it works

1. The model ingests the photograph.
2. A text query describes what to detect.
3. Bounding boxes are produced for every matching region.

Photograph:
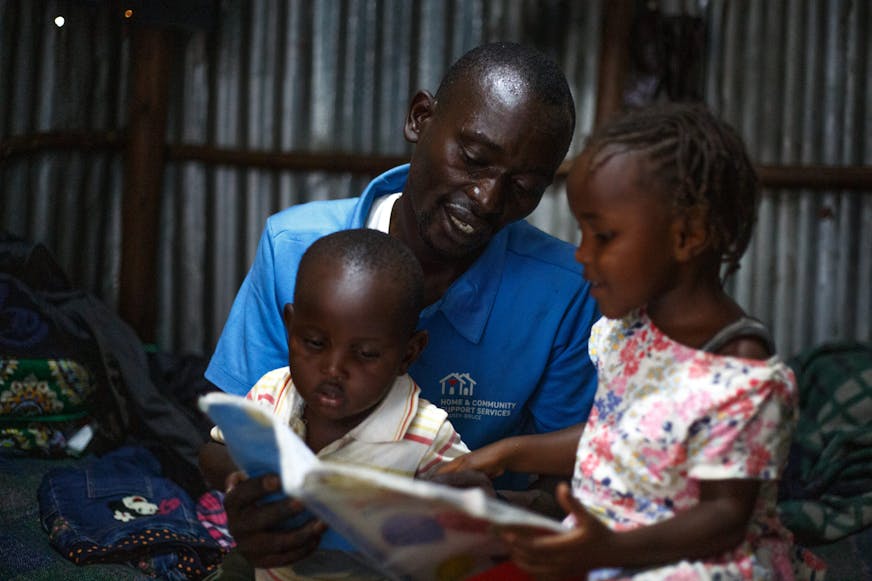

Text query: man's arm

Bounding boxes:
[205,225,291,395]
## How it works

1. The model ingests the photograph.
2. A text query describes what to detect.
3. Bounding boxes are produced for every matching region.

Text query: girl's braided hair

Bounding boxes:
[586,102,759,280]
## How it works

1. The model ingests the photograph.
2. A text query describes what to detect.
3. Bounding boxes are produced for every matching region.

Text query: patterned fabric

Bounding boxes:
[196,491,235,551]
[0,357,95,454]
[572,310,825,580]
[779,341,872,544]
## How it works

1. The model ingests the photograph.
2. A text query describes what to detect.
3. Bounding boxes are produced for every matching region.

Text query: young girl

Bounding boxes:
[443,103,825,580]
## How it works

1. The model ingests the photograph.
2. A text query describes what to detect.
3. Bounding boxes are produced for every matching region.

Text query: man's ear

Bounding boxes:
[403,90,436,144]
[672,207,709,262]
[282,303,295,337]
[399,330,429,374]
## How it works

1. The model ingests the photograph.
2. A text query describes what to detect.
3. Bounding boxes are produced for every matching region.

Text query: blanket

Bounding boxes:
[779,341,872,544]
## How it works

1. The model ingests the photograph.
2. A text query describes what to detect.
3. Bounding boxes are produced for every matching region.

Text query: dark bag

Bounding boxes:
[0,234,210,495]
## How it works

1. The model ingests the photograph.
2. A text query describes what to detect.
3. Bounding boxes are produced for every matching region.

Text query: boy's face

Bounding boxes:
[285,262,425,431]
[401,72,570,261]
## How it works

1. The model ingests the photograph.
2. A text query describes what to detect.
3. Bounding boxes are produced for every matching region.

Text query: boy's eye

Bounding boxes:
[303,337,325,349]
[357,349,381,360]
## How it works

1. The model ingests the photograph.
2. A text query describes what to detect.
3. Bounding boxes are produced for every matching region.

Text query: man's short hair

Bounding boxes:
[435,42,576,137]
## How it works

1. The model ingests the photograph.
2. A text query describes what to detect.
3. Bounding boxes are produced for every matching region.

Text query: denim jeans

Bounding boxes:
[38,445,223,579]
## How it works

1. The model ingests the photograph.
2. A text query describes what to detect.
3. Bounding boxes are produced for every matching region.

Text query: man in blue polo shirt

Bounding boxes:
[203,42,599,572]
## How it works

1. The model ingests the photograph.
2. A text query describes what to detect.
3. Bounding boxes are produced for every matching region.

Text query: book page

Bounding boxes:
[200,391,568,581]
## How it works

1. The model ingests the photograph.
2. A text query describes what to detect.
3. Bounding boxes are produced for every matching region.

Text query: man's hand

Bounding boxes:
[224,471,327,568]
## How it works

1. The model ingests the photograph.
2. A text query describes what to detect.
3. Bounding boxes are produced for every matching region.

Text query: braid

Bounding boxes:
[587,103,759,280]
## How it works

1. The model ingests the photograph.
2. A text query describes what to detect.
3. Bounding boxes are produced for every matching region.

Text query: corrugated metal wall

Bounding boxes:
[1,0,869,360]
[702,0,872,357]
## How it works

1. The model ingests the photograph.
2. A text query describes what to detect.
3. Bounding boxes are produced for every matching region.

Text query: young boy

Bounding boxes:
[199,229,470,580]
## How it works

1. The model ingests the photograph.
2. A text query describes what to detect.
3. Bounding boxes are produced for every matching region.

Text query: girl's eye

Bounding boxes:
[595,231,614,243]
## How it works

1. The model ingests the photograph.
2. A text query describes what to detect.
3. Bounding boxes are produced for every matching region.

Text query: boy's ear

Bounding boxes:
[672,207,709,262]
[403,90,435,144]
[399,330,429,374]
[282,303,295,336]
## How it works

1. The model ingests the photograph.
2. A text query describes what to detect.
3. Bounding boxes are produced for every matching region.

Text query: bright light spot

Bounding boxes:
[54,15,65,27]
[124,9,133,18]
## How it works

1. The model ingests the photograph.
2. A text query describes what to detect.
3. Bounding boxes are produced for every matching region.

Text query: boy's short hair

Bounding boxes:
[296,229,424,334]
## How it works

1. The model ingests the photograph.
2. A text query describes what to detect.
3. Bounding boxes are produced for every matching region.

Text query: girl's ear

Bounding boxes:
[403,91,436,144]
[672,207,709,262]
[399,330,429,374]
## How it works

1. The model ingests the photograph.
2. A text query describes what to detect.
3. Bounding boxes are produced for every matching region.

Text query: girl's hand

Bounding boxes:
[435,439,514,479]
[500,483,612,581]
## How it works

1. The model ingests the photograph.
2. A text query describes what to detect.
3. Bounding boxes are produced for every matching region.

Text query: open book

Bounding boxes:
[199,391,567,581]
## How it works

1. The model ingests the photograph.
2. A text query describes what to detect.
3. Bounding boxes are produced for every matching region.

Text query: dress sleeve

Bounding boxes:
[687,364,797,481]
[205,225,290,395]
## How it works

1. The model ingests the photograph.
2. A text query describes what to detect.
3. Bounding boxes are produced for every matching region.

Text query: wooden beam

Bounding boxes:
[5,131,872,192]
[594,0,634,128]
[168,143,407,176]
[120,27,173,343]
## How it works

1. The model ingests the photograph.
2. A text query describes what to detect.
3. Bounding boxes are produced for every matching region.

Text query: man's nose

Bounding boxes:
[469,178,505,216]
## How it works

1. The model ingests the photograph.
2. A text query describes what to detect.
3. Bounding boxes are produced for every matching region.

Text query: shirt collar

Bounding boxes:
[426,228,508,345]
[354,163,509,345]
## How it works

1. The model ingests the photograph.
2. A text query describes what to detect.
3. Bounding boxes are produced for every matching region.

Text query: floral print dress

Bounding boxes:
[572,310,825,580]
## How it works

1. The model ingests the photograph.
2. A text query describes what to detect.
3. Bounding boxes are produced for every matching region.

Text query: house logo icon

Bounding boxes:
[439,372,476,396]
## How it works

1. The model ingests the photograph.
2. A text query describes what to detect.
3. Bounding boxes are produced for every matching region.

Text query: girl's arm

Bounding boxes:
[503,479,759,580]
[436,423,583,478]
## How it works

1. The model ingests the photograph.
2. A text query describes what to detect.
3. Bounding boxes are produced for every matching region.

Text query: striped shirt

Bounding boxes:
[213,367,469,479]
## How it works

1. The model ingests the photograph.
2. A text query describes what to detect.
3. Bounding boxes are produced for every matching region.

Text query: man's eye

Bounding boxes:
[461,147,485,167]
[512,181,537,198]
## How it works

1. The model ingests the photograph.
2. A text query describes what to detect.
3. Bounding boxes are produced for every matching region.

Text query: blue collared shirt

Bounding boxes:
[206,165,599,456]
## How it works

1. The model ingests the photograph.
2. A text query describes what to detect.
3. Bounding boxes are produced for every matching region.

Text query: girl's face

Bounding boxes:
[567,148,683,319]
[285,263,425,431]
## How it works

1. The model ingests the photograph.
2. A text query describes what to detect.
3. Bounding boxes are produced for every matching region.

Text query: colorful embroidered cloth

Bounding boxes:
[0,357,95,454]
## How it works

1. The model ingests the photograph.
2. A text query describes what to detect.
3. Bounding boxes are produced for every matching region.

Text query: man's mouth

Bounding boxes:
[444,204,488,239]
[448,213,475,235]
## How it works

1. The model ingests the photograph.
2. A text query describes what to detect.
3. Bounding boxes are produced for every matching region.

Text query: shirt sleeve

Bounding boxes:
[525,284,601,434]
[688,366,797,481]
[415,419,471,478]
[205,225,290,395]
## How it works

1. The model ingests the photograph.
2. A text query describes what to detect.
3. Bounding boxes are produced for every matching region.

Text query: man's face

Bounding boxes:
[403,71,571,261]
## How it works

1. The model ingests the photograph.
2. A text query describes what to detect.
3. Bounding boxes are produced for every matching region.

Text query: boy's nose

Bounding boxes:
[321,350,347,378]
